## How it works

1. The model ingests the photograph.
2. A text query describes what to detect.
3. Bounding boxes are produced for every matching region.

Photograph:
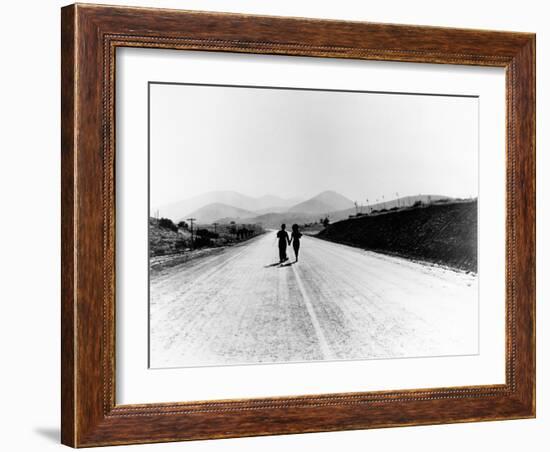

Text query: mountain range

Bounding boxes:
[156,191,303,222]
[188,190,353,224]
[287,190,354,213]
[184,203,255,224]
[156,190,454,228]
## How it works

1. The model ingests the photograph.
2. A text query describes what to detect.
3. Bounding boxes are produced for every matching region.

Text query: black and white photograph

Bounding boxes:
[148,82,479,369]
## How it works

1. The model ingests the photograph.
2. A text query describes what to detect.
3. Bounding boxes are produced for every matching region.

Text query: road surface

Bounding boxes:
[150,232,478,368]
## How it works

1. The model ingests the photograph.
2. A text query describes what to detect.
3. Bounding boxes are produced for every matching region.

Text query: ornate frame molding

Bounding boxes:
[62,4,535,447]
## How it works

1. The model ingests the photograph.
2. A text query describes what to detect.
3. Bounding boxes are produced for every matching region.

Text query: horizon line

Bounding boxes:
[152,191,478,216]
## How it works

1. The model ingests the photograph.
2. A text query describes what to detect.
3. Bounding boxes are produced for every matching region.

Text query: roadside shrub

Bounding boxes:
[194,236,213,248]
[196,228,219,239]
[158,217,178,232]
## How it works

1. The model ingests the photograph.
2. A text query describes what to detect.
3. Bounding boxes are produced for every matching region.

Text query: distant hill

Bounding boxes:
[156,191,302,221]
[186,203,255,224]
[221,211,321,228]
[160,190,460,229]
[252,206,295,215]
[329,194,455,221]
[217,194,459,229]
[256,194,303,209]
[288,190,354,214]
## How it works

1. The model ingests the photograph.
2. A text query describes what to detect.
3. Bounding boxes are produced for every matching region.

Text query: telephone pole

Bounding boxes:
[186,218,196,249]
[212,222,218,234]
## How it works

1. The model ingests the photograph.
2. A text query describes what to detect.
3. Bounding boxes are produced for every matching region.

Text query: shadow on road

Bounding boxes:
[264,261,295,268]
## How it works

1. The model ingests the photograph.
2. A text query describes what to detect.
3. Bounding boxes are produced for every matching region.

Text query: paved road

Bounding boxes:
[150,232,478,368]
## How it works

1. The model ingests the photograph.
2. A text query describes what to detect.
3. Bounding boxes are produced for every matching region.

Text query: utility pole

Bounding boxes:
[212,222,218,234]
[396,192,399,208]
[186,218,196,249]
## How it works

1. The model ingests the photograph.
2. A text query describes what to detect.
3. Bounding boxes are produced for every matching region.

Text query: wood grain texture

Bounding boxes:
[61,3,536,447]
[60,5,76,447]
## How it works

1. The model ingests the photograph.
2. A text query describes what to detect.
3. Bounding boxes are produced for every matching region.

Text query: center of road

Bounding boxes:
[291,262,334,360]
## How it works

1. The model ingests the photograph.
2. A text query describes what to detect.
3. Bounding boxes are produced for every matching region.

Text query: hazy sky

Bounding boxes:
[150,83,478,208]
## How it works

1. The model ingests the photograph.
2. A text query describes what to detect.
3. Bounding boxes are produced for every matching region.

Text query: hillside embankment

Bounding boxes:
[317,200,477,272]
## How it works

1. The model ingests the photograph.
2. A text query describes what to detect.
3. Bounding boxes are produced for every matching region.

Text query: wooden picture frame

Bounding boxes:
[61,3,535,447]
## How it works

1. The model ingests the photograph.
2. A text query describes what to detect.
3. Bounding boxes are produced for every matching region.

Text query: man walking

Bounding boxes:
[276,224,290,263]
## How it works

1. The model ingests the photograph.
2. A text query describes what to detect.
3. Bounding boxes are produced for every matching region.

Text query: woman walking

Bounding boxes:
[289,224,302,262]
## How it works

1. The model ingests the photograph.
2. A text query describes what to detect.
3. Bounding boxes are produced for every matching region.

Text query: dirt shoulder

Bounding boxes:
[150,231,269,274]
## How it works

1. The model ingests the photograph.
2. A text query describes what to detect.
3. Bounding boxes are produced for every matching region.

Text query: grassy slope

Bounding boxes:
[149,218,187,256]
[317,200,477,272]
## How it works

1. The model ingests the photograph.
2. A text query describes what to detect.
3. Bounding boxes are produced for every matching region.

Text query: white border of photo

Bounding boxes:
[116,48,506,404]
